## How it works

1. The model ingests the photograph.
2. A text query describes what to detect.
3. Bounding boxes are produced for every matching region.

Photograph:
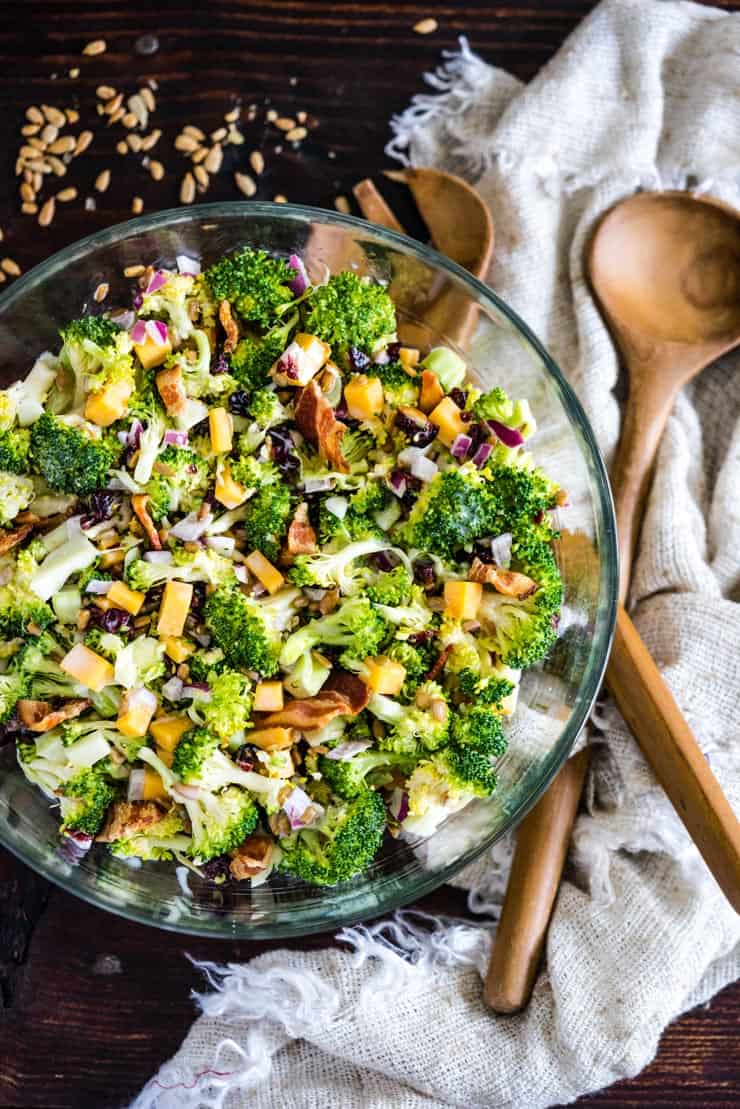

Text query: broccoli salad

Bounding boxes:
[0,247,565,888]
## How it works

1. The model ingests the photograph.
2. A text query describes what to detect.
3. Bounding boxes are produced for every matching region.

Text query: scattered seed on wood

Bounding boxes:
[249,150,264,175]
[32,172,42,191]
[84,196,96,211]
[128,94,148,128]
[48,135,76,155]
[273,194,287,203]
[28,137,47,152]
[66,108,79,124]
[0,272,5,283]
[191,146,208,164]
[20,182,34,202]
[68,67,80,79]
[95,169,111,192]
[140,129,161,151]
[38,197,55,226]
[96,85,116,100]
[21,124,40,137]
[286,126,307,142]
[56,187,77,202]
[193,164,209,190]
[183,124,205,140]
[40,124,58,145]
[210,126,227,143]
[227,127,244,145]
[74,131,93,155]
[180,172,195,204]
[334,195,351,214]
[204,145,222,174]
[47,156,66,176]
[104,93,124,115]
[3,260,24,278]
[413,18,438,34]
[131,196,144,214]
[275,117,296,131]
[234,171,256,197]
[224,107,240,123]
[42,105,66,127]
[265,109,277,122]
[296,110,307,123]
[121,111,138,129]
[124,263,145,277]
[108,107,125,125]
[26,160,51,174]
[127,135,142,154]
[19,145,39,159]
[139,87,155,112]
[94,282,109,302]
[149,159,165,181]
[21,202,38,215]
[26,106,43,124]
[116,140,128,155]
[175,133,198,153]
[83,39,107,55]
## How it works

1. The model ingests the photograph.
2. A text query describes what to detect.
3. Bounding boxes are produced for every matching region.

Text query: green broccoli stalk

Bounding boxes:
[277,790,386,885]
[126,547,236,592]
[205,248,296,326]
[204,586,284,676]
[279,595,388,670]
[302,272,397,360]
[288,536,391,594]
[419,348,467,393]
[110,807,192,862]
[30,412,121,495]
[318,748,410,799]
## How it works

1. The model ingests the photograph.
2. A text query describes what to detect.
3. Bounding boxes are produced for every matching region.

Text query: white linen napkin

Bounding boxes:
[133,2,740,1105]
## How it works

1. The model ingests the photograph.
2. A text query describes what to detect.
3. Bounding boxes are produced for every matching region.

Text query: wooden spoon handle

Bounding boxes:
[484,749,591,1012]
[607,604,740,910]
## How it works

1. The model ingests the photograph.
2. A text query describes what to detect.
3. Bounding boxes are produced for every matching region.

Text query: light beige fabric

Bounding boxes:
[133,3,740,1105]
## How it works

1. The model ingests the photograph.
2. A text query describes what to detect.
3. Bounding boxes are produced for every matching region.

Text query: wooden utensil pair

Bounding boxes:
[352,174,740,1013]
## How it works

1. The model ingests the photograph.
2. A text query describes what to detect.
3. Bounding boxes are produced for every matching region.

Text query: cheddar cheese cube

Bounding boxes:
[149,714,192,752]
[162,636,195,664]
[254,681,284,713]
[362,656,407,696]
[344,375,384,420]
[134,332,171,370]
[429,397,467,446]
[142,767,169,802]
[245,550,284,595]
[250,726,296,750]
[107,580,145,616]
[84,380,133,427]
[214,465,247,509]
[157,580,193,638]
[117,688,158,737]
[419,369,444,414]
[209,407,233,454]
[443,580,483,620]
[60,643,114,692]
[156,747,175,768]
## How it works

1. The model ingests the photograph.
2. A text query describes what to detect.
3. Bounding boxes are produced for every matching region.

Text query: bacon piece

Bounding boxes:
[469,557,537,599]
[318,587,340,616]
[218,299,239,354]
[156,364,187,415]
[294,379,349,473]
[0,523,33,555]
[469,557,500,585]
[282,502,318,563]
[322,669,370,714]
[18,698,91,732]
[263,689,356,731]
[96,800,165,843]
[132,494,162,550]
[229,834,274,880]
[426,644,453,682]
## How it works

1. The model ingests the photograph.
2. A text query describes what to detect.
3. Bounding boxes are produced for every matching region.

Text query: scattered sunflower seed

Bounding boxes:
[66,108,79,124]
[193,164,209,190]
[286,126,307,142]
[69,67,80,79]
[266,109,277,122]
[128,94,148,128]
[334,195,351,214]
[183,125,205,140]
[26,106,43,124]
[83,39,107,56]
[22,202,38,215]
[180,172,196,204]
[296,110,307,124]
[1,258,21,276]
[140,87,156,112]
[74,130,93,155]
[105,93,124,115]
[227,127,244,145]
[56,187,77,202]
[20,182,34,202]
[21,124,40,137]
[203,145,223,174]
[149,160,165,181]
[47,156,66,177]
[249,150,264,175]
[140,130,161,151]
[27,137,47,152]
[122,112,138,129]
[48,135,76,155]
[0,272,5,283]
[175,134,198,153]
[224,107,240,123]
[94,282,109,302]
[210,127,227,143]
[116,140,128,155]
[38,197,56,226]
[127,134,142,152]
[275,117,296,131]
[42,105,66,127]
[40,123,58,144]
[273,194,287,203]
[108,107,125,126]
[413,18,438,34]
[96,85,116,100]
[234,171,256,197]
[95,169,111,193]
[131,196,144,214]
[124,264,145,277]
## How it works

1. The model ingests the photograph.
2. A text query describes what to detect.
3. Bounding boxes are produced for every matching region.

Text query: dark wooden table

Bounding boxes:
[1,3,738,1106]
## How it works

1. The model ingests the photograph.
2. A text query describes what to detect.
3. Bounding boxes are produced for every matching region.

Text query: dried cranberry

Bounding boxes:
[348,346,371,372]
[191,417,210,439]
[93,607,133,634]
[466,422,489,449]
[132,291,143,310]
[472,538,495,563]
[394,407,438,447]
[386,342,401,361]
[234,745,256,772]
[212,351,231,375]
[267,425,299,478]
[371,550,400,572]
[413,558,436,588]
[79,490,121,529]
[200,856,232,884]
[449,388,468,409]
[401,473,422,510]
[229,390,251,416]
[407,629,436,645]
[334,399,348,420]
[190,582,207,613]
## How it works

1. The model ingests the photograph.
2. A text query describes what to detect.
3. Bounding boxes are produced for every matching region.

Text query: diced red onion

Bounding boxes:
[145,319,169,345]
[127,768,146,801]
[182,683,212,703]
[398,447,438,483]
[168,512,211,541]
[326,739,373,761]
[117,430,130,445]
[85,579,112,595]
[302,477,335,494]
[472,442,493,468]
[451,433,473,459]
[288,253,309,296]
[283,786,322,829]
[130,319,148,344]
[172,782,202,801]
[110,309,135,330]
[389,788,409,822]
[490,532,513,568]
[143,550,173,564]
[487,419,524,448]
[162,676,184,701]
[325,495,348,519]
[389,470,408,498]
[163,429,189,447]
[145,270,168,294]
[176,254,201,276]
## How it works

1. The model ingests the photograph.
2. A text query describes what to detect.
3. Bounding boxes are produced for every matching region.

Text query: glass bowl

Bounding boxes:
[0,203,617,938]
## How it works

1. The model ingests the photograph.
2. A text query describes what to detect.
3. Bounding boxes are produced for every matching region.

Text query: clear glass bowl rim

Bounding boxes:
[0,201,618,937]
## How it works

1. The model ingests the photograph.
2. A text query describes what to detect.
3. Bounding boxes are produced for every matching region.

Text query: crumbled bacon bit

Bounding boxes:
[229,834,274,880]
[0,523,33,554]
[218,299,239,354]
[426,644,453,682]
[97,801,165,843]
[18,698,91,733]
[321,670,370,714]
[294,379,349,472]
[282,502,317,562]
[132,494,162,550]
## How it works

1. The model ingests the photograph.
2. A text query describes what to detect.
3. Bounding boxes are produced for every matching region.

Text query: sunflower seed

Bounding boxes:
[275,117,296,131]
[139,87,156,112]
[47,155,66,176]
[40,124,58,145]
[83,39,107,55]
[42,106,66,127]
[21,124,40,137]
[128,94,148,128]
[116,140,128,155]
[175,133,198,153]
[235,171,257,197]
[183,125,205,140]
[131,196,144,214]
[413,18,438,34]
[209,127,227,143]
[56,187,77,201]
[193,164,209,190]
[68,68,80,79]
[191,146,208,163]
[48,135,76,155]
[26,106,43,124]
[124,264,145,277]
[122,112,138,129]
[273,194,287,203]
[108,107,125,125]
[95,169,111,192]
[227,127,244,145]
[140,129,161,151]
[74,131,93,155]
[180,172,195,204]
[149,159,165,181]
[203,145,222,174]
[249,150,264,175]
[104,93,124,115]
[285,126,307,142]
[96,85,116,100]
[94,282,109,302]
[20,182,34,202]
[66,108,79,124]
[334,195,351,214]
[38,197,55,226]
[224,107,240,123]
[21,203,38,215]
[127,134,142,152]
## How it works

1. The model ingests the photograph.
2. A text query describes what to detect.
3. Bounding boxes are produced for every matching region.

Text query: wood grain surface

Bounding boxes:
[1,3,738,1107]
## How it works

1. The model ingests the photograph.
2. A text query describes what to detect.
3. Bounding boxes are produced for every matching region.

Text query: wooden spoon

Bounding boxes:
[485,192,740,1013]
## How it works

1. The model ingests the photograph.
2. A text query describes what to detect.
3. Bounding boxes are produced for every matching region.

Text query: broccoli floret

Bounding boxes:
[369,362,419,407]
[204,586,283,676]
[288,536,390,594]
[366,565,413,607]
[229,454,280,490]
[484,460,560,534]
[457,668,515,709]
[472,385,536,438]
[278,790,386,885]
[349,480,389,518]
[187,646,226,683]
[0,667,29,723]
[0,427,31,474]
[126,547,235,592]
[246,388,289,428]
[200,668,253,741]
[302,272,397,360]
[318,748,410,799]
[83,628,127,661]
[371,585,434,635]
[110,807,191,861]
[146,444,211,519]
[0,471,35,525]
[437,746,498,797]
[367,692,449,755]
[317,499,384,547]
[386,639,435,701]
[59,316,135,410]
[0,548,55,638]
[30,412,121,495]
[139,272,209,342]
[58,767,117,836]
[172,726,220,783]
[450,704,507,757]
[60,315,121,350]
[402,758,480,836]
[168,329,236,399]
[184,785,259,863]
[280,595,388,670]
[205,248,295,327]
[76,562,112,594]
[399,466,493,562]
[241,483,292,562]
